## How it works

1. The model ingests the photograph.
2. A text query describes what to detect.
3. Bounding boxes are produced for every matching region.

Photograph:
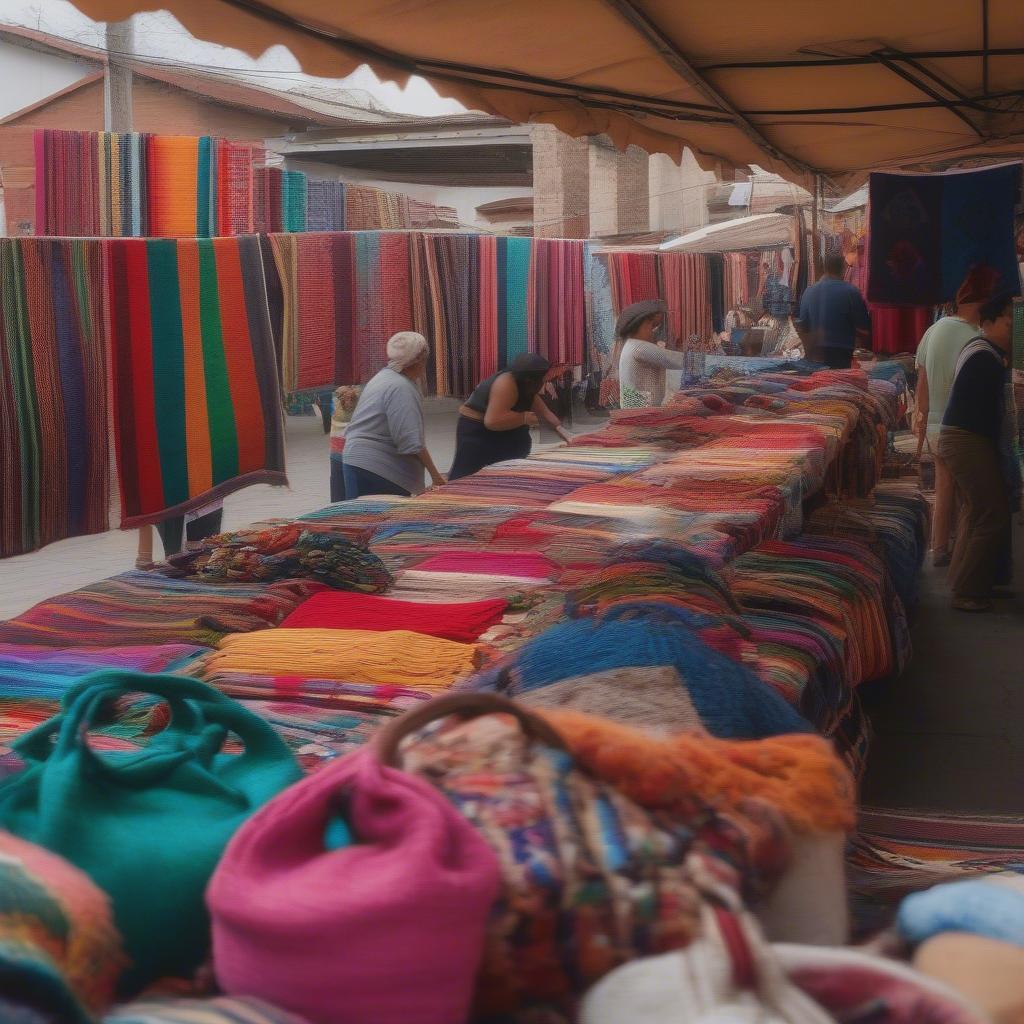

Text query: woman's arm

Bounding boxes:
[483,373,531,431]
[531,395,571,443]
[633,340,687,370]
[416,448,446,487]
[915,366,930,439]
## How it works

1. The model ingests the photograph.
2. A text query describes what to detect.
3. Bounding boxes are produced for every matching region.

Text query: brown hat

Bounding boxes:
[956,264,1002,306]
[615,299,667,339]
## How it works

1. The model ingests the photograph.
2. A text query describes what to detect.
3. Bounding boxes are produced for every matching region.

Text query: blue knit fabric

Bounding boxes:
[898,872,1024,947]
[468,618,812,739]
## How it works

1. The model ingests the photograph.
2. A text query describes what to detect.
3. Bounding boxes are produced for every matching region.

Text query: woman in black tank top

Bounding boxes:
[449,354,570,480]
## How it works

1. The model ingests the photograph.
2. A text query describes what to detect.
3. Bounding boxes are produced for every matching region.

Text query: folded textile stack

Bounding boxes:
[0,572,323,648]
[465,618,813,740]
[206,629,478,689]
[0,350,936,1022]
[159,524,393,593]
[0,642,209,743]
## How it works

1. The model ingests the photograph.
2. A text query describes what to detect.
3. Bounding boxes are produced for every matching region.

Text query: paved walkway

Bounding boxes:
[862,518,1024,816]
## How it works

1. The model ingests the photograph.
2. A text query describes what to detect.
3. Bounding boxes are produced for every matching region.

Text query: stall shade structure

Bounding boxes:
[105,235,287,527]
[0,237,110,557]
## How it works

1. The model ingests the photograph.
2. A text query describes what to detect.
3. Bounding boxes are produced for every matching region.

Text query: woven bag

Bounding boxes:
[0,671,301,995]
[377,693,750,1023]
[207,734,501,1024]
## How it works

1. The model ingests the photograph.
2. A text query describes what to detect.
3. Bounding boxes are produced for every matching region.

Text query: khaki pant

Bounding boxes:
[936,428,1009,600]
[931,450,957,553]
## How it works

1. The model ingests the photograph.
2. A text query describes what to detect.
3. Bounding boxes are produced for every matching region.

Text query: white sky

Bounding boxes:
[0,0,466,115]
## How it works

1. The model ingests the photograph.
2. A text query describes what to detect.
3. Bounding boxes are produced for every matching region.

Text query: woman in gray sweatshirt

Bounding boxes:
[341,332,445,499]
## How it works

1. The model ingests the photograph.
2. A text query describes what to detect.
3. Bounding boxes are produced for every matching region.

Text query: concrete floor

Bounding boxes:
[861,517,1024,816]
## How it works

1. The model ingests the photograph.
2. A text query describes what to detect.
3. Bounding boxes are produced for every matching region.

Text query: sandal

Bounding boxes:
[952,598,992,613]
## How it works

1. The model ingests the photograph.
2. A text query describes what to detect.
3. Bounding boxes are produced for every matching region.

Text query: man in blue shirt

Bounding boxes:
[796,255,872,368]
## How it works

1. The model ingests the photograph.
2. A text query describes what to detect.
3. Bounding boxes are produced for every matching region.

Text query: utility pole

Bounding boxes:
[104,18,134,132]
[104,18,152,565]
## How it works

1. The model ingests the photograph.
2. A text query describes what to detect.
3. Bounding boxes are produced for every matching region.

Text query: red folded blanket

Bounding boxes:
[279,591,507,643]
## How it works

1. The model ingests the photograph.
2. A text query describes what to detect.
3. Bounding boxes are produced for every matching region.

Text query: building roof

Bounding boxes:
[0,21,398,128]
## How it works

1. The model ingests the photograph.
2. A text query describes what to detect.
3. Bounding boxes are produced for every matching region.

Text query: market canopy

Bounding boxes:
[658,213,797,254]
[71,0,1024,186]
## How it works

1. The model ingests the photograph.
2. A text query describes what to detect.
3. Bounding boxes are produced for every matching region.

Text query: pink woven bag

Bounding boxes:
[207,743,501,1024]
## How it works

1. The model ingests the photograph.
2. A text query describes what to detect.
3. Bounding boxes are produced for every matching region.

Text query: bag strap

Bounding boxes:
[13,670,291,785]
[376,692,566,769]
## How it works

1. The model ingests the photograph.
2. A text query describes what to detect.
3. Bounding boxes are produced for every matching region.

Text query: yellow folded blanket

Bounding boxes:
[208,629,477,689]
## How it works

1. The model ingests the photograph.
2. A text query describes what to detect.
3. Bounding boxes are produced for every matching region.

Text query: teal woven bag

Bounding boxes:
[0,670,301,996]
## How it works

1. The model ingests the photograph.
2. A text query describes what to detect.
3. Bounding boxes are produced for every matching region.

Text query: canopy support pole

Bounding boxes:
[811,174,821,283]
[600,0,817,180]
[982,0,991,95]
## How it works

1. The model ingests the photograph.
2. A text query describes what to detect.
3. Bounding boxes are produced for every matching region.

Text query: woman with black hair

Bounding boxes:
[449,353,571,480]
[937,291,1020,612]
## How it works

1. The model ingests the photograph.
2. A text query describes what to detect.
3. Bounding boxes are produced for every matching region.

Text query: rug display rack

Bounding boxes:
[2,127,460,238]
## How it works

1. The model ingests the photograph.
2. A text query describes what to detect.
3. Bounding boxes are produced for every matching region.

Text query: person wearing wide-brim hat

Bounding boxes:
[609,299,687,408]
[449,353,571,480]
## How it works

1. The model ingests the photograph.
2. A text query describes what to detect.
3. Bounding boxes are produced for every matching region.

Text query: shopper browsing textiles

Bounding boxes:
[611,299,687,408]
[449,353,571,480]
[937,293,1018,613]
[341,332,445,498]
[915,264,1001,567]
[328,385,362,502]
[796,254,872,368]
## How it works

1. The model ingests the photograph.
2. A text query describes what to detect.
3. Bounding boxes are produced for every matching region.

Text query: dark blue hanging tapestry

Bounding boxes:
[868,164,1022,306]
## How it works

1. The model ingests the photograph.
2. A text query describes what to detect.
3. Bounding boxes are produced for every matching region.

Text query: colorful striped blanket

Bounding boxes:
[106,236,287,526]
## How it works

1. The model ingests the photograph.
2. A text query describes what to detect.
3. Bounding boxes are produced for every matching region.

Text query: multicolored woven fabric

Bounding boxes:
[0,830,125,1022]
[0,572,321,648]
[34,130,259,238]
[305,181,346,231]
[0,238,110,557]
[270,231,587,397]
[254,168,308,233]
[106,235,287,526]
[850,809,1024,939]
[160,524,392,593]
[270,231,415,393]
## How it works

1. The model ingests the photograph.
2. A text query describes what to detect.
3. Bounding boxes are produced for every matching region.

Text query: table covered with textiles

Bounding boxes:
[0,361,952,1024]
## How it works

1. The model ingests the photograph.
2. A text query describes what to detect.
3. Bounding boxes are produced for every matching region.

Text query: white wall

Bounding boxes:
[283,156,532,231]
[649,149,717,234]
[0,41,96,119]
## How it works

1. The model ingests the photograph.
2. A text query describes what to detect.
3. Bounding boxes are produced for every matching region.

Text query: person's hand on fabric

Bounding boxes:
[555,425,573,444]
[429,471,447,488]
[912,410,926,440]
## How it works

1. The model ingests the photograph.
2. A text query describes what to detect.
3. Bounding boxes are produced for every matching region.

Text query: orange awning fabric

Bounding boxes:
[71,0,1024,186]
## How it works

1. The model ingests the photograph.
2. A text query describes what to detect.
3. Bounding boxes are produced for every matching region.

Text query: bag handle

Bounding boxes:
[376,691,566,769]
[13,670,292,786]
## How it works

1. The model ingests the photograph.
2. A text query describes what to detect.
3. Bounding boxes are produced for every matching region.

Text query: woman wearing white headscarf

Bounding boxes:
[341,332,445,498]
